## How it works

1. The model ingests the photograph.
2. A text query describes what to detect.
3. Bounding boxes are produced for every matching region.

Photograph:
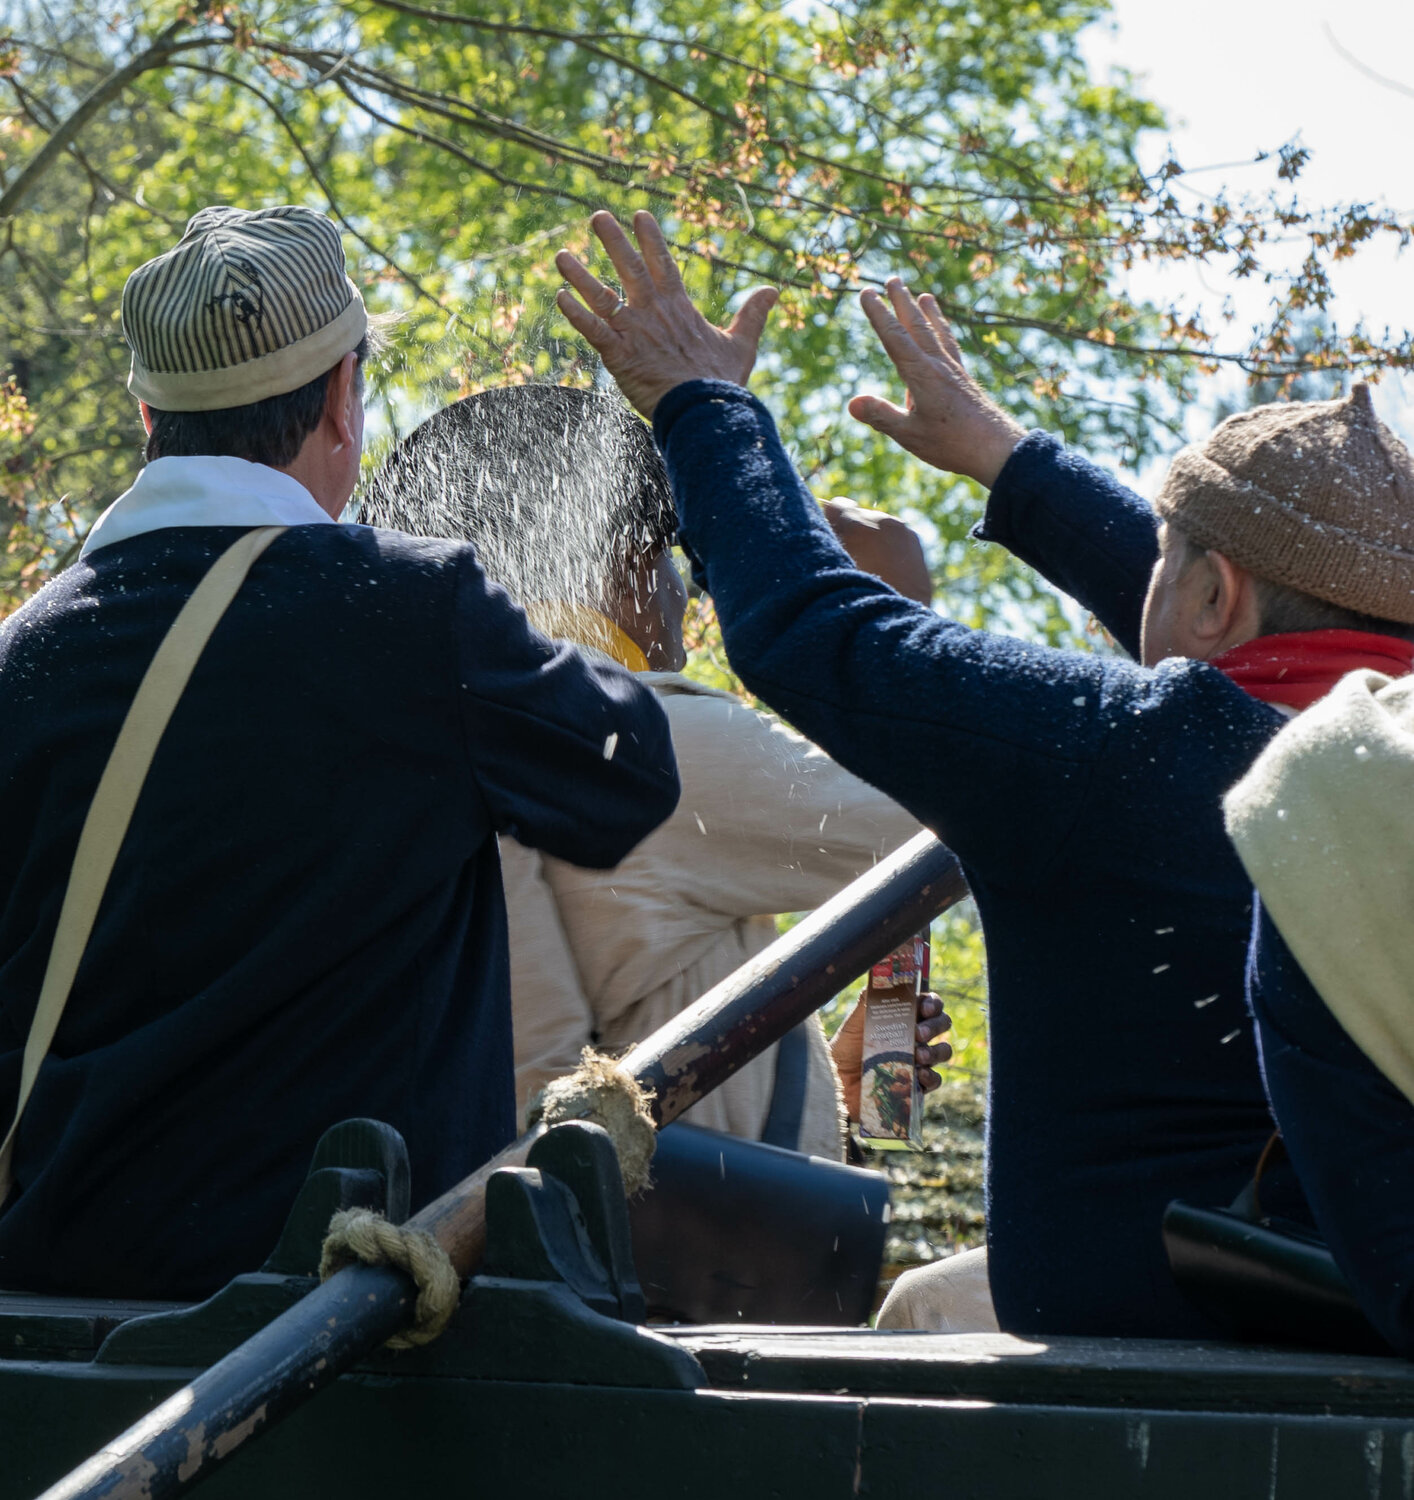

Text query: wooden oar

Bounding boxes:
[44,830,966,1500]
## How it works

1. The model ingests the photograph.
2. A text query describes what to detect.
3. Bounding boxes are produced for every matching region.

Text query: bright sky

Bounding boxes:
[1081,0,1414,474]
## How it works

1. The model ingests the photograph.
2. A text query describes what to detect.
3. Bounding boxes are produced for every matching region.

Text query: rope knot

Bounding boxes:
[527,1048,657,1195]
[319,1209,460,1349]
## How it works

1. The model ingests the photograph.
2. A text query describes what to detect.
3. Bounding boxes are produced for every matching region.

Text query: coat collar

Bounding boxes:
[82,456,334,558]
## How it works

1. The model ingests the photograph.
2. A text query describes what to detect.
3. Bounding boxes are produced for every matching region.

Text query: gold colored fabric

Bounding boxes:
[523,602,649,673]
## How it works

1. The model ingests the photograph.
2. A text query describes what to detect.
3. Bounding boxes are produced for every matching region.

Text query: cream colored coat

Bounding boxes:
[1225,668,1414,1106]
[503,671,920,1159]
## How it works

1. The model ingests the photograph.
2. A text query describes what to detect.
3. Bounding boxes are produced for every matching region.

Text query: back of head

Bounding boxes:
[1155,383,1414,637]
[363,385,675,609]
[123,204,370,466]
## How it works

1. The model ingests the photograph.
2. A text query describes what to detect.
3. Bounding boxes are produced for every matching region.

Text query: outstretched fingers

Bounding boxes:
[860,288,933,382]
[886,278,948,360]
[853,290,931,438]
[847,392,911,439]
[554,284,615,352]
[555,248,623,319]
[589,210,654,304]
[918,293,966,367]
[555,210,780,415]
[631,210,687,295]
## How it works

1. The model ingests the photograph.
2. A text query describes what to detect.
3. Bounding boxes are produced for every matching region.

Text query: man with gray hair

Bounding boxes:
[0,206,678,1299]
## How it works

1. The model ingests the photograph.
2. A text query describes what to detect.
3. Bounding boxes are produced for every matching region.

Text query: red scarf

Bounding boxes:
[1212,629,1414,711]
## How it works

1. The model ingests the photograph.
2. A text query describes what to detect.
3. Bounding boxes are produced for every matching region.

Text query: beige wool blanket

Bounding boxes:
[1224,669,1414,1105]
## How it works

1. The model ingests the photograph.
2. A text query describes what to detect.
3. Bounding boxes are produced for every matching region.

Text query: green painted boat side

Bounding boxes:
[6,1120,1413,1499]
[7,1332,1414,1499]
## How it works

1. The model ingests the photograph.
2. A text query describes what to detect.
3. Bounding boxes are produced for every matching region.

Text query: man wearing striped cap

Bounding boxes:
[0,205,679,1298]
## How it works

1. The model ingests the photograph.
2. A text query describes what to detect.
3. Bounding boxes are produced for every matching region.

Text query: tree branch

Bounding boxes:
[1323,23,1414,102]
[0,22,214,221]
[171,61,463,336]
[259,42,1069,271]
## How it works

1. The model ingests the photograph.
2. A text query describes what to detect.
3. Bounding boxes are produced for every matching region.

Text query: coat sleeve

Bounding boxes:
[974,430,1161,661]
[452,552,680,868]
[655,381,1140,891]
[659,687,920,919]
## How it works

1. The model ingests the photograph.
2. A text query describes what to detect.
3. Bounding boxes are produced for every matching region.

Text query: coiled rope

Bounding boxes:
[319,1050,655,1349]
[319,1210,461,1349]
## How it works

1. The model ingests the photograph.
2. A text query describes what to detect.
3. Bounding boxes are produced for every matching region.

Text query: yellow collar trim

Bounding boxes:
[523,603,649,673]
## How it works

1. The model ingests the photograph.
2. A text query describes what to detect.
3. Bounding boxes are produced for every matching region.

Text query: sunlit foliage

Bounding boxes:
[2,0,1411,624]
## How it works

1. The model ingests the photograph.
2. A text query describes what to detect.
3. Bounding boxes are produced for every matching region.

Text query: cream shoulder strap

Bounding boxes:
[0,525,288,1205]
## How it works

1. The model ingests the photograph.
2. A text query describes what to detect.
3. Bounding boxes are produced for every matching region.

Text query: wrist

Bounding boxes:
[970,421,1026,490]
[652,377,760,447]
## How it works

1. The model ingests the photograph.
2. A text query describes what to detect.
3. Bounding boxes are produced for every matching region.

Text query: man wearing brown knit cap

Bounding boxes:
[874,375,1414,1339]
[857,313,1414,1343]
[850,295,1414,1341]
[552,212,1414,1342]
[0,205,679,1300]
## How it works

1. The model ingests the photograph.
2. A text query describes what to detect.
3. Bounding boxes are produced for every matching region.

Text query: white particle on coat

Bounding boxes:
[602,732,618,760]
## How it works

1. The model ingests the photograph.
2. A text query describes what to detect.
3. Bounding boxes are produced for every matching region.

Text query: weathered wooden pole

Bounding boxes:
[620,829,966,1125]
[43,831,967,1500]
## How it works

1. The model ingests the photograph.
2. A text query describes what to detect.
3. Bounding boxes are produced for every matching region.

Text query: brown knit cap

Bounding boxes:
[1154,383,1414,624]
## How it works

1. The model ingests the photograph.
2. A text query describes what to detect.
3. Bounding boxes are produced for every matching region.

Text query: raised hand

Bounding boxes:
[820,498,934,605]
[555,210,779,418]
[848,279,1026,488]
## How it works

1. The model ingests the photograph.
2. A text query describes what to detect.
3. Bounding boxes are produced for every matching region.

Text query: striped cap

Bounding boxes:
[122,205,367,412]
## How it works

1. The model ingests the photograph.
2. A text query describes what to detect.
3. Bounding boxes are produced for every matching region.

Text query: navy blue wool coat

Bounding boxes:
[655,380,1294,1338]
[0,524,678,1299]
[1249,906,1413,1355]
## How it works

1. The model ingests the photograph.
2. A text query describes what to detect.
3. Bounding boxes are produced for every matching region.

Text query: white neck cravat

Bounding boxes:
[82,455,335,558]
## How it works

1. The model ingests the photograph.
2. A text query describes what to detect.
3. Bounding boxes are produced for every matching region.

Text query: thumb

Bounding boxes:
[726,285,779,352]
[848,392,911,437]
[833,993,865,1055]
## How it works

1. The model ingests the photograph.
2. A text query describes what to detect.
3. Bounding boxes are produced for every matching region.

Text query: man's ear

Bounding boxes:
[1195,550,1261,654]
[324,351,360,452]
[139,401,154,437]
